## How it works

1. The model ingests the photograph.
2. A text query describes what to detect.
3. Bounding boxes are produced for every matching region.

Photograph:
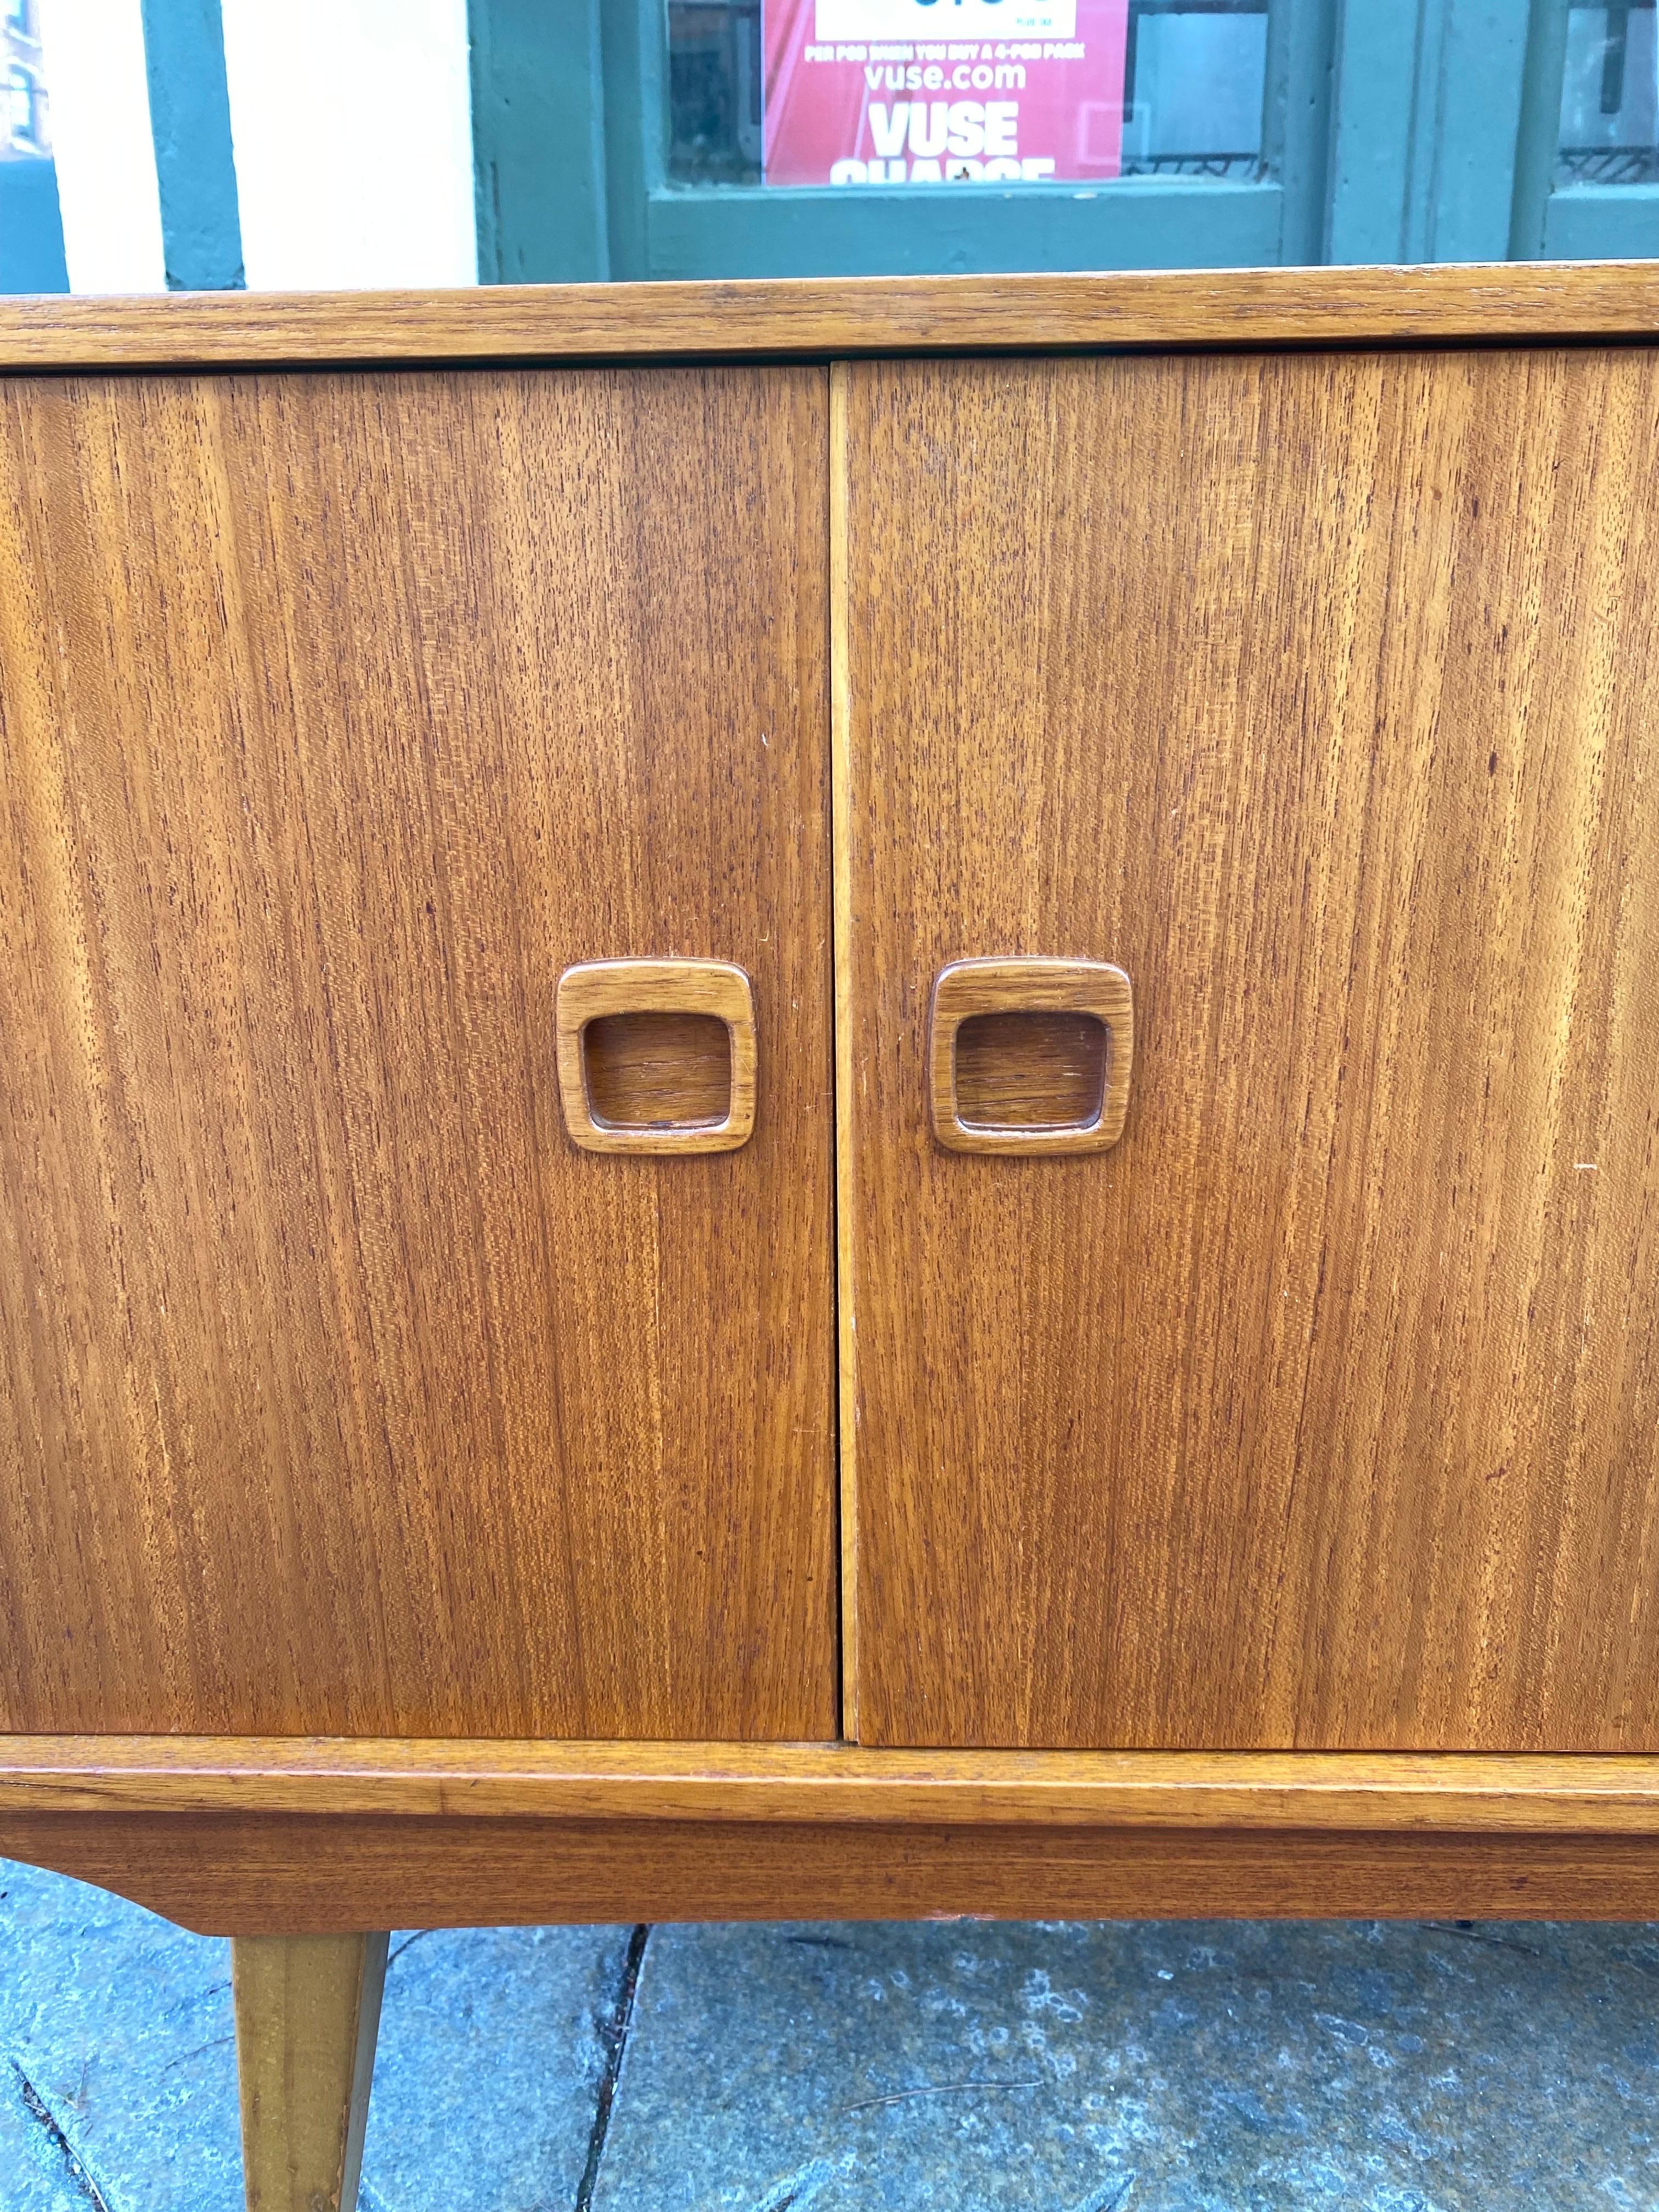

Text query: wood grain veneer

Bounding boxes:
[830,360,858,1737]
[1,1738,1658,1832]
[1,264,1658,370]
[554,958,755,1153]
[844,346,1659,1751]
[928,958,1133,1154]
[952,1010,1109,1132]
[2,1812,1655,1934]
[0,362,836,1739]
[6,282,1659,1954]
[580,1012,732,1132]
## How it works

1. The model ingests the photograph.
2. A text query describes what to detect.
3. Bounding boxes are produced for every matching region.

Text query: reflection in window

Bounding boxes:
[669,0,764,185]
[1558,1,1658,185]
[667,0,1266,186]
[2,0,47,158]
[7,62,36,149]
[1122,0,1266,177]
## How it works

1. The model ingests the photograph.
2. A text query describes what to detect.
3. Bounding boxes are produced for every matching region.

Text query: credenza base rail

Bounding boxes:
[0,1742,1656,1933]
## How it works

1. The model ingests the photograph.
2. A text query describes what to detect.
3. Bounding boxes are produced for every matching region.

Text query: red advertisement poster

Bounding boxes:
[763,0,1130,188]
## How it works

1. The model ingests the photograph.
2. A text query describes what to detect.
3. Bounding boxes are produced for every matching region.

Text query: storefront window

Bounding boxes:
[1122,0,1266,177]
[6,61,36,150]
[669,0,764,184]
[1558,1,1658,185]
[667,0,1267,187]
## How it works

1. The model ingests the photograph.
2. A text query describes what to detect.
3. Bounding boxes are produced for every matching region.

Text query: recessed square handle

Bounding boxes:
[928,957,1133,1155]
[556,959,756,1154]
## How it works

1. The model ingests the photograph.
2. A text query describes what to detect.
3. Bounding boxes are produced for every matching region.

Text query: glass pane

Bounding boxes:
[669,0,764,185]
[2,0,48,155]
[1122,0,1268,177]
[0,0,66,295]
[1557,2,1659,186]
[665,0,1267,188]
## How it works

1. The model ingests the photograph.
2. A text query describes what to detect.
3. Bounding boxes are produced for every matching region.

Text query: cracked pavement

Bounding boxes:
[2,1858,1657,2209]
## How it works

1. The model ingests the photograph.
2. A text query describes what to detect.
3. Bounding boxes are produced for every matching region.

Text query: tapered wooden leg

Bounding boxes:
[232,1932,390,2212]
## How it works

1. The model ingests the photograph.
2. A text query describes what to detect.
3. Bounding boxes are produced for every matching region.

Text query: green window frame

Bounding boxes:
[14,1,1654,296]
[472,0,1333,280]
[470,1,1659,282]
[1511,0,1659,257]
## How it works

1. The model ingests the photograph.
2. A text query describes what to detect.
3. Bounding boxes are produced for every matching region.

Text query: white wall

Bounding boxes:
[33,0,166,293]
[219,0,476,291]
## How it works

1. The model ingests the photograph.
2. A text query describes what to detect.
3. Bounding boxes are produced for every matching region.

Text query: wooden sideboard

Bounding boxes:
[3,263,1659,2209]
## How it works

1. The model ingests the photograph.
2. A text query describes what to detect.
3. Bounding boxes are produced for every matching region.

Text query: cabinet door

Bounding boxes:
[843,349,1659,1751]
[0,363,835,1740]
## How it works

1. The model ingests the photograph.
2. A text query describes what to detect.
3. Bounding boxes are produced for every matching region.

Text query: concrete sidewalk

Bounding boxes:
[1,1856,1655,2209]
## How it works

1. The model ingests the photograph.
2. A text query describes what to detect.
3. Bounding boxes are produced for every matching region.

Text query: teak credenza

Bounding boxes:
[3,263,1659,2208]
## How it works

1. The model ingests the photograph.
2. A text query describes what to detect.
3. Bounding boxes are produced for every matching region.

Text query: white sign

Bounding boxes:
[815,0,1078,38]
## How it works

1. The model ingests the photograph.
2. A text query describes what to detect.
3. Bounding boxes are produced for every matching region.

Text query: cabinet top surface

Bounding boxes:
[1,262,1658,371]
